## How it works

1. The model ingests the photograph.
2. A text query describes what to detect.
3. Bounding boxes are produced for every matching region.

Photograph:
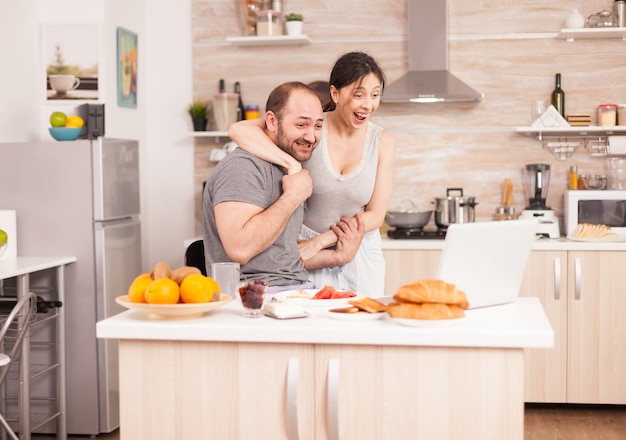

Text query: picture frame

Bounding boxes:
[42,23,100,101]
[116,27,138,108]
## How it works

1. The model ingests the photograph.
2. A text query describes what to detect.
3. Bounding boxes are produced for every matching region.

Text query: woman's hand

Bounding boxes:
[298,236,325,262]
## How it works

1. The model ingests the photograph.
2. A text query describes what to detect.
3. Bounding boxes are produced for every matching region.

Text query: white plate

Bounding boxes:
[116,294,233,319]
[391,316,465,328]
[566,234,626,243]
[326,309,386,321]
[274,289,359,307]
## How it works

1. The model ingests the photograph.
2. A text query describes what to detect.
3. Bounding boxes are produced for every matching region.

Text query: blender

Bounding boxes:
[519,163,560,238]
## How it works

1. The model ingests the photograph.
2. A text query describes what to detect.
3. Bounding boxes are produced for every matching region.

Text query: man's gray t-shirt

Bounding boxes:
[202,148,309,286]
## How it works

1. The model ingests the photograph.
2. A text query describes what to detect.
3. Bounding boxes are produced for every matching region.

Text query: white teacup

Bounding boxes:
[49,75,80,95]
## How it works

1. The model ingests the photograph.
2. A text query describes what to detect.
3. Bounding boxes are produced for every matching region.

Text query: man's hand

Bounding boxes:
[330,212,365,265]
[281,169,313,206]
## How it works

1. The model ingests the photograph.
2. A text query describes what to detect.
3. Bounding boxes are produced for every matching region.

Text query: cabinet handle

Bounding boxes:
[327,358,340,440]
[575,257,582,300]
[554,256,561,300]
[287,357,300,440]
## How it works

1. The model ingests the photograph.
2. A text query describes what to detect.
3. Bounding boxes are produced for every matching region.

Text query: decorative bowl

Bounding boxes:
[49,127,82,141]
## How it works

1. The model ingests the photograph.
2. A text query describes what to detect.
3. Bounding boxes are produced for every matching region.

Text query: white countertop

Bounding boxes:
[97,297,553,350]
[186,235,626,252]
[0,256,77,279]
[381,236,626,251]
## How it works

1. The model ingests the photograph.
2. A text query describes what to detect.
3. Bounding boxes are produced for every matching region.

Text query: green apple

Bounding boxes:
[50,111,67,127]
[0,229,7,245]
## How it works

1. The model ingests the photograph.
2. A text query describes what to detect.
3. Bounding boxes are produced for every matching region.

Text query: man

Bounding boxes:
[203,81,364,292]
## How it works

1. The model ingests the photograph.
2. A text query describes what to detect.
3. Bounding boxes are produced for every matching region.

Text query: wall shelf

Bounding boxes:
[226,35,311,47]
[516,126,626,140]
[191,131,229,138]
[557,27,626,41]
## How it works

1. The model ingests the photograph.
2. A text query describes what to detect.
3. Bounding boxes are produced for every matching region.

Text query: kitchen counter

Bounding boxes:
[186,235,626,252]
[97,297,552,348]
[381,235,626,251]
[97,298,552,439]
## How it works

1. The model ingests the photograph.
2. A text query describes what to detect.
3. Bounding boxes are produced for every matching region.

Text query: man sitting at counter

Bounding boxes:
[202,81,364,293]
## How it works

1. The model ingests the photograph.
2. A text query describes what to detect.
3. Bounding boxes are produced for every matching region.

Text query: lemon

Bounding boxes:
[0,230,7,245]
[66,115,84,128]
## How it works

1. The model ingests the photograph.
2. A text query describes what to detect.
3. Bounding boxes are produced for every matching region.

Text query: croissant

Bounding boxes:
[386,301,465,320]
[394,279,469,309]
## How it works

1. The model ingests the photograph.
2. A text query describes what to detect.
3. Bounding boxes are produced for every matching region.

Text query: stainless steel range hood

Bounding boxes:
[382,0,483,103]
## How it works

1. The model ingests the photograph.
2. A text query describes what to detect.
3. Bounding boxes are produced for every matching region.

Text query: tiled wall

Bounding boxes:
[191,0,625,234]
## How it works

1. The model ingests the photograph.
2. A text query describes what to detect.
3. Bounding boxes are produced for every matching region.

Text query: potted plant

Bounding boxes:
[285,13,304,36]
[187,101,208,131]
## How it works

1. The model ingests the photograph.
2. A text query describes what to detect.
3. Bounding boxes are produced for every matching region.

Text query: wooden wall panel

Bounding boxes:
[191,0,626,234]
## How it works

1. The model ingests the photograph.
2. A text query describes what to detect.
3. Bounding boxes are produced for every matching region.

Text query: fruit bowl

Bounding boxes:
[115,294,233,319]
[49,127,82,141]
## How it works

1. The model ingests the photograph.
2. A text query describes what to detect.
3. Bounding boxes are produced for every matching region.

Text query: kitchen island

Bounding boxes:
[97,297,553,440]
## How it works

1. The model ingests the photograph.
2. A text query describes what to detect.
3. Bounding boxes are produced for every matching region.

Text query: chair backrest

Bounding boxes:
[0,292,37,386]
[185,239,207,275]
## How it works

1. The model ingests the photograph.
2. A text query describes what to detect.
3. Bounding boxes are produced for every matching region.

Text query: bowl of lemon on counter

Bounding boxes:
[48,111,84,141]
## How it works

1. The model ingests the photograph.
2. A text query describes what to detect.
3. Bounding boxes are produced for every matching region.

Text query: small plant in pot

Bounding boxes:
[187,101,208,131]
[285,13,304,36]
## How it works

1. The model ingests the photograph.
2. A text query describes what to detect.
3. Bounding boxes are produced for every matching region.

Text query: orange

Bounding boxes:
[127,273,152,303]
[179,274,220,303]
[145,278,180,304]
[65,115,84,128]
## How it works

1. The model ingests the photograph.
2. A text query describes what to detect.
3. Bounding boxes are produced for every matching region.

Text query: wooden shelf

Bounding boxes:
[557,27,626,41]
[516,126,626,138]
[226,35,311,47]
[190,131,228,138]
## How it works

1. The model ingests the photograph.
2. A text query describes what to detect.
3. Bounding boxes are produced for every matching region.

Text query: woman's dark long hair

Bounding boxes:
[323,52,386,112]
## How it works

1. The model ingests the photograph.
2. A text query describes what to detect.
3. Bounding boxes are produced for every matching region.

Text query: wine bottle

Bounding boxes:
[551,73,565,118]
[218,78,225,93]
[234,81,245,121]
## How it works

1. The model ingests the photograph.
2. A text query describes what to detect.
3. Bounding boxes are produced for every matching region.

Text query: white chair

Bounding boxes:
[0,292,37,440]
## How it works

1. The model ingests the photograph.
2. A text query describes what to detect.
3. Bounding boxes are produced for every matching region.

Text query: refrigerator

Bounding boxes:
[0,138,141,435]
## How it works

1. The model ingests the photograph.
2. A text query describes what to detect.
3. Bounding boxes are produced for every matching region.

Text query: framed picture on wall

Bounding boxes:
[116,27,138,108]
[42,23,100,101]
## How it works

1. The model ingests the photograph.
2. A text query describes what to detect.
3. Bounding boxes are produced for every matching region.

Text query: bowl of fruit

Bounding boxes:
[48,111,84,142]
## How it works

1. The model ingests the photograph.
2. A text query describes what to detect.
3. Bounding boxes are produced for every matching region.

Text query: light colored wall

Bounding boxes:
[192,0,625,233]
[0,0,194,270]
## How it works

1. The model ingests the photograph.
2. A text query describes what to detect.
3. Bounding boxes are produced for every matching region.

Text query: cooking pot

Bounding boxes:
[385,200,432,228]
[433,188,478,229]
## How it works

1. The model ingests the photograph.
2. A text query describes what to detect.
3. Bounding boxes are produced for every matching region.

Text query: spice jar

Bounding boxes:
[597,104,618,126]
[256,10,283,36]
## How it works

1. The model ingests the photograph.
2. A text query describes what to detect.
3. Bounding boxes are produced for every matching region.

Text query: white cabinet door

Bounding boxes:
[314,344,524,440]
[119,340,316,440]
[567,251,626,404]
[520,250,568,403]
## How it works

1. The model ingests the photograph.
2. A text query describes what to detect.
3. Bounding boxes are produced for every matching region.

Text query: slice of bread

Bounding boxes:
[348,297,386,313]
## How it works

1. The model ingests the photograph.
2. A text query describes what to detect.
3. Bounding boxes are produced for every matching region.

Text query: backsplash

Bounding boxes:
[191,0,625,235]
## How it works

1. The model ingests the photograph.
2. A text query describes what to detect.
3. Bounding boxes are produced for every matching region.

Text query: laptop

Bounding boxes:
[436,220,538,309]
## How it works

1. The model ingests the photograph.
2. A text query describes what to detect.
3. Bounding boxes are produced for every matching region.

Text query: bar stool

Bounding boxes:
[0,292,37,440]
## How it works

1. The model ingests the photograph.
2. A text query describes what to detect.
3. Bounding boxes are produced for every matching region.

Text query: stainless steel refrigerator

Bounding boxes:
[0,138,141,435]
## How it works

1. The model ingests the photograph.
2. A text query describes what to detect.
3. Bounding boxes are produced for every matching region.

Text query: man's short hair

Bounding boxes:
[265,81,318,121]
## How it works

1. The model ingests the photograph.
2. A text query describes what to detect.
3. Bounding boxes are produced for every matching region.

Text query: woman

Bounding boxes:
[228,51,395,296]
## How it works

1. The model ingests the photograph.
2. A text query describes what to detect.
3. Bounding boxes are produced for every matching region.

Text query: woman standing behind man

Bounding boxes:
[228,51,395,297]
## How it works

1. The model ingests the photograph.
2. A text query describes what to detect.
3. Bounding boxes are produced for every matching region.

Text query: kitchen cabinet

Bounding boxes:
[382,246,626,405]
[520,250,626,404]
[382,249,441,294]
[118,338,526,440]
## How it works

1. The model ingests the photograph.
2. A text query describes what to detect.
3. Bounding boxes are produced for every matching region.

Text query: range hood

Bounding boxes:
[382,0,483,103]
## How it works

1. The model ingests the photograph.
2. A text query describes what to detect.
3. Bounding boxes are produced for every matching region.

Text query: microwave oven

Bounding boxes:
[564,190,626,236]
